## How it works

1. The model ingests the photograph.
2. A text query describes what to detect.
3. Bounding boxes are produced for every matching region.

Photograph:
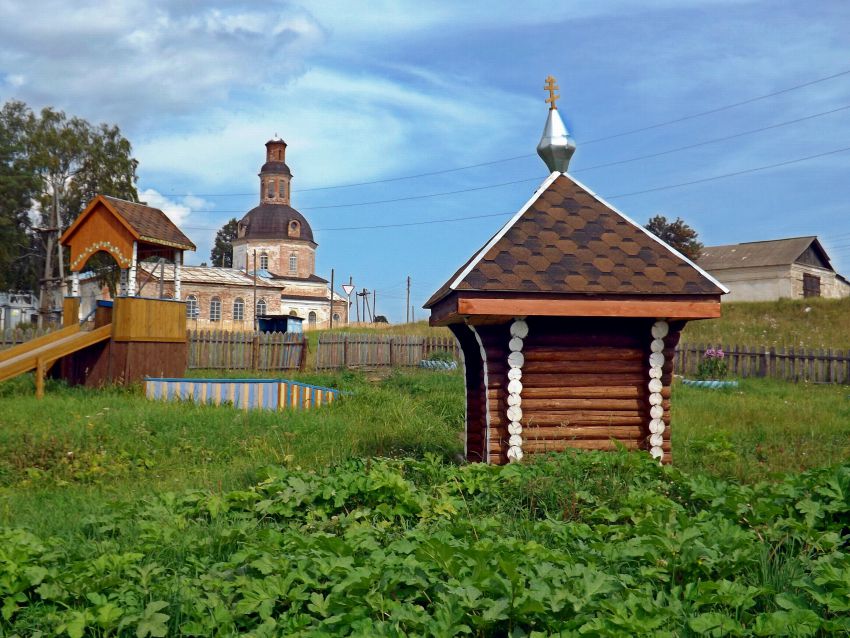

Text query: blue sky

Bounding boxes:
[2,1,849,321]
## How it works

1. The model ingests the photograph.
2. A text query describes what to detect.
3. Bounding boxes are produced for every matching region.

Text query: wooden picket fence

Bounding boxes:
[188,330,306,371]
[0,327,53,350]
[316,333,459,370]
[675,343,850,384]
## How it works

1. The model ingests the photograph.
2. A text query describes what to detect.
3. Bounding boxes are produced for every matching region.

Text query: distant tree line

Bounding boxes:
[0,100,138,321]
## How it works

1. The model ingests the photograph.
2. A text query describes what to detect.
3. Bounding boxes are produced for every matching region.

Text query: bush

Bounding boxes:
[697,347,728,379]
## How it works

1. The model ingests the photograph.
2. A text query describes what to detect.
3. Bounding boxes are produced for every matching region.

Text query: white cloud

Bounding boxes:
[134,64,536,192]
[0,1,324,122]
[138,188,210,227]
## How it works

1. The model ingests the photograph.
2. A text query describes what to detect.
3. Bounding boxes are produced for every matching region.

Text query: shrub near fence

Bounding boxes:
[188,330,306,370]
[675,343,850,384]
[316,333,459,369]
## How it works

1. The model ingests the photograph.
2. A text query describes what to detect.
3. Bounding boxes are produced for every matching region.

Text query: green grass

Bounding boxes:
[1,369,850,635]
[0,370,464,536]
[682,296,850,348]
[1,369,849,540]
[672,377,850,482]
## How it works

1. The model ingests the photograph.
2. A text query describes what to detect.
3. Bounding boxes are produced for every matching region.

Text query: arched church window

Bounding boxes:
[259,253,269,270]
[233,298,245,321]
[266,180,274,198]
[289,310,298,317]
[210,297,221,322]
[332,313,340,323]
[289,252,297,273]
[256,298,267,316]
[308,311,317,327]
[186,295,199,318]
[288,220,300,238]
[278,180,286,199]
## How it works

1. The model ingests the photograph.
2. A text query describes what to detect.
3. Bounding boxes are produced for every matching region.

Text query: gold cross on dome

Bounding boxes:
[544,75,560,110]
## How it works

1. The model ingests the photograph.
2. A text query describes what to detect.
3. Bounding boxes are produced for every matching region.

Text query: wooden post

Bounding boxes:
[35,356,45,399]
[329,268,335,331]
[251,333,259,371]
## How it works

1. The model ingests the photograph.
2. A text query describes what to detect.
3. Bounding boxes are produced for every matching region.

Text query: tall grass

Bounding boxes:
[1,369,847,538]
[682,296,850,348]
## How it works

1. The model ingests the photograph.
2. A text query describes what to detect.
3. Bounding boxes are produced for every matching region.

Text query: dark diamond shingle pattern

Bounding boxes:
[427,174,723,306]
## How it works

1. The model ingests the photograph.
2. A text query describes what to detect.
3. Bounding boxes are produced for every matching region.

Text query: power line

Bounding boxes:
[152,103,850,212]
[181,144,850,233]
[155,68,850,197]
[604,145,850,200]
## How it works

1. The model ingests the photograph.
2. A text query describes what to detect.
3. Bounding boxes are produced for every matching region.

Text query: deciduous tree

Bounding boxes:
[645,215,703,261]
[8,102,139,324]
[0,101,38,290]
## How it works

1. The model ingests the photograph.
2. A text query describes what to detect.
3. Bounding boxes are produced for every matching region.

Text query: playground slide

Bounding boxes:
[0,324,112,384]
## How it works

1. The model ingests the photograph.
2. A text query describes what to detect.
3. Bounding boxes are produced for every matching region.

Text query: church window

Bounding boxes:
[256,298,267,316]
[266,180,274,198]
[278,180,286,199]
[259,253,269,270]
[289,253,297,273]
[289,220,300,237]
[210,297,221,322]
[233,298,245,321]
[308,311,317,327]
[289,310,298,316]
[186,295,199,318]
[332,313,340,323]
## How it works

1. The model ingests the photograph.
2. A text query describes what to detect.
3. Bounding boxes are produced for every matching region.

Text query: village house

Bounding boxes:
[79,137,348,330]
[696,236,850,302]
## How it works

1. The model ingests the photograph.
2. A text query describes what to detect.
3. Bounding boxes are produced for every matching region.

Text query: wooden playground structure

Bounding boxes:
[0,195,196,396]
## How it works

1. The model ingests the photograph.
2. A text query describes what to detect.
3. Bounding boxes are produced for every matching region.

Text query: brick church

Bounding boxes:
[79,137,348,330]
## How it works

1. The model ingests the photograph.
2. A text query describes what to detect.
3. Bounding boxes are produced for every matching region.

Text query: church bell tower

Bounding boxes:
[260,136,291,205]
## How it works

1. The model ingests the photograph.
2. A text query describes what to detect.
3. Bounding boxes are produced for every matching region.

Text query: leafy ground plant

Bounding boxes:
[1,451,849,636]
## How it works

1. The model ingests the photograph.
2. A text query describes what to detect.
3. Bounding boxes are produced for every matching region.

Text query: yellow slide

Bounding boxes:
[0,324,112,396]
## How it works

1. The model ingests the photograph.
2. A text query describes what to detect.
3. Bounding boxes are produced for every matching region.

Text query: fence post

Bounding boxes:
[251,332,259,371]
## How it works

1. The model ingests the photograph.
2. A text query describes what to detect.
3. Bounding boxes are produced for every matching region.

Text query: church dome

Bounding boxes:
[237,203,314,243]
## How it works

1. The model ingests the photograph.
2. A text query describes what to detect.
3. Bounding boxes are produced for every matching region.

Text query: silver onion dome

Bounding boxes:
[536,76,575,173]
[537,105,576,173]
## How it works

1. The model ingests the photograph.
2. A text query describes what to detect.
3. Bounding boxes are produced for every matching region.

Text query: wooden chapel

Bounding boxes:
[425,77,727,465]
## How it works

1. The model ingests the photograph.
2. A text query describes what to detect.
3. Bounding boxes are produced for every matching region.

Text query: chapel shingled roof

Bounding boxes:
[425,172,726,307]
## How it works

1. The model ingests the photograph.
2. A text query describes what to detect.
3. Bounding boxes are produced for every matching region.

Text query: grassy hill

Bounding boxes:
[315,298,850,349]
[681,297,850,348]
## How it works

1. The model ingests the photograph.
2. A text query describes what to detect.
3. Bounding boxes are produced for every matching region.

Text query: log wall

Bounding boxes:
[449,324,488,463]
[456,316,684,465]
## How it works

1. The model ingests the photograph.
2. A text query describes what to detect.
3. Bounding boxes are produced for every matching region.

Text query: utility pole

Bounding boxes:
[329,268,335,330]
[252,250,258,332]
[372,290,376,321]
[406,276,411,323]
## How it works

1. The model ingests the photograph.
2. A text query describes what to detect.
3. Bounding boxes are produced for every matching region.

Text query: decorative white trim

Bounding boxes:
[127,241,138,297]
[506,318,528,463]
[174,250,182,300]
[561,173,730,294]
[648,319,668,462]
[469,325,491,463]
[449,172,562,292]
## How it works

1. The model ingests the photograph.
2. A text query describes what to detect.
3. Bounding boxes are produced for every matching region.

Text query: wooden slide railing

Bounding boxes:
[0,324,112,398]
